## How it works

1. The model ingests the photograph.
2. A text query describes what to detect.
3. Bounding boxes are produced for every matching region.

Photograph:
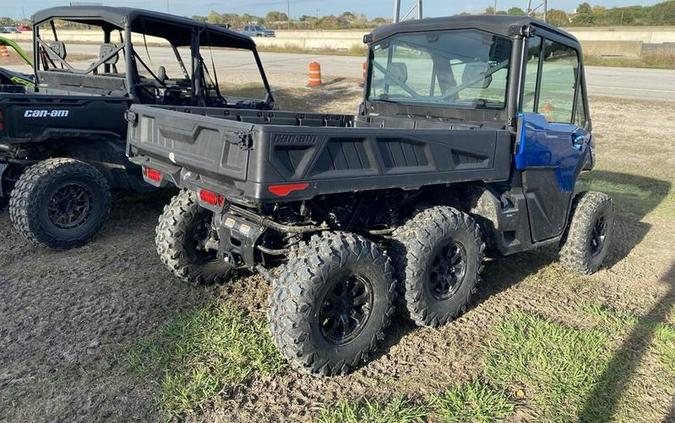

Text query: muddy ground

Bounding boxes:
[0,83,673,422]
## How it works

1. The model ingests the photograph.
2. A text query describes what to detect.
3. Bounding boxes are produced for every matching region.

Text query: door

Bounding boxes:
[515,36,591,242]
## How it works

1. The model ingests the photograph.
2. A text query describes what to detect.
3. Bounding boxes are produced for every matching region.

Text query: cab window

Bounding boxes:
[537,40,579,123]
[573,82,587,127]
[369,29,512,110]
[522,36,542,113]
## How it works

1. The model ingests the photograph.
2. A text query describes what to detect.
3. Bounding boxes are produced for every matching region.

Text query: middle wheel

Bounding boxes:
[269,232,396,376]
[390,206,485,327]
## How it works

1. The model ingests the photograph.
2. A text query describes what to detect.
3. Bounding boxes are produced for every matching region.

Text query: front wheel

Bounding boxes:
[155,190,233,285]
[269,232,396,376]
[560,191,614,274]
[9,158,111,249]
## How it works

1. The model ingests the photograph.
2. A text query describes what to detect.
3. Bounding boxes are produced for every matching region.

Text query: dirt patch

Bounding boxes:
[0,87,673,422]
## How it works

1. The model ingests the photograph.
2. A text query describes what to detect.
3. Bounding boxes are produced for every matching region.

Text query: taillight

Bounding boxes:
[143,167,162,182]
[199,189,225,207]
[0,111,4,132]
[268,183,309,197]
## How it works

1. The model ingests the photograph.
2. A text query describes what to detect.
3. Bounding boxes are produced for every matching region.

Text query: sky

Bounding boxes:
[1,0,665,20]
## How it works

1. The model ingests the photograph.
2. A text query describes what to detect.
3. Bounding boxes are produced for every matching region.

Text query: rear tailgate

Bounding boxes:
[126,104,254,192]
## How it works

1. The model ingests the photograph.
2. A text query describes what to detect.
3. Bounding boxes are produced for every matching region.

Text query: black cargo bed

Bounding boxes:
[126,104,513,203]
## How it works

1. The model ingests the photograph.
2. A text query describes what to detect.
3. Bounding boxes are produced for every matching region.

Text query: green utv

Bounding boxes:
[0,7,274,249]
[126,16,613,375]
[0,35,35,89]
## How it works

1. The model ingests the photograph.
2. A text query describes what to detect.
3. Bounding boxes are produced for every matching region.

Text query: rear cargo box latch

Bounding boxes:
[226,131,253,150]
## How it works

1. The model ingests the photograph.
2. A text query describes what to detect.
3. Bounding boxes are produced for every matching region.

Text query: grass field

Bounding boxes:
[584,53,675,69]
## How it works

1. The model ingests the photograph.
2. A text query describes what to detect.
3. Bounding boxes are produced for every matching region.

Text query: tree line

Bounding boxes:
[197,1,675,29]
[1,1,673,30]
[485,1,675,27]
[192,11,389,30]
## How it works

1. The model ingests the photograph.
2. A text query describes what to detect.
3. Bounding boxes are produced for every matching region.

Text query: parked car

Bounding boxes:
[0,6,275,249]
[17,24,32,32]
[1,27,20,34]
[241,25,276,37]
[127,15,612,376]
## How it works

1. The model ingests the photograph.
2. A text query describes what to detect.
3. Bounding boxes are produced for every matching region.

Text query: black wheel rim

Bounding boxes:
[47,183,92,229]
[429,241,467,301]
[186,212,218,265]
[319,274,373,345]
[590,214,608,257]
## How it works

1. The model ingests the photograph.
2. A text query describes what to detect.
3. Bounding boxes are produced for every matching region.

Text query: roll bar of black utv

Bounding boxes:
[30,6,275,106]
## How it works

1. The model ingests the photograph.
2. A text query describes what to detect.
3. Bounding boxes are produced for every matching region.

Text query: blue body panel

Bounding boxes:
[514,112,590,192]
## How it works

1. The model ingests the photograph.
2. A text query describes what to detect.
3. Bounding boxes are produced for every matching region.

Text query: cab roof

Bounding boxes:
[32,6,255,49]
[368,15,578,44]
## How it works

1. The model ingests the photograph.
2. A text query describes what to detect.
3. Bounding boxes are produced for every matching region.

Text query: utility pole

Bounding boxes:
[544,0,548,22]
[417,0,423,19]
[287,0,291,30]
[394,0,401,23]
[527,0,533,16]
[166,0,170,13]
[494,0,498,14]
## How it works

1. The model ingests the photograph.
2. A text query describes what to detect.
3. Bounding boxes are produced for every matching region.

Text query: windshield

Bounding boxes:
[369,29,512,110]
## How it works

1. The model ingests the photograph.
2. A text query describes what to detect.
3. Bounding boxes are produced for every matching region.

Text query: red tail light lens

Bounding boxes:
[199,189,225,207]
[268,183,309,197]
[143,167,162,182]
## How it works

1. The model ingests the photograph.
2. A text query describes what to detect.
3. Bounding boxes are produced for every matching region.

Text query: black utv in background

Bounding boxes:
[0,6,274,249]
[127,16,614,376]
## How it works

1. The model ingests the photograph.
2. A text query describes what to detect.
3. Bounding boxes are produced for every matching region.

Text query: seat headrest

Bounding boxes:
[387,62,408,84]
[99,43,119,65]
[157,66,167,82]
[48,41,67,60]
[462,62,492,89]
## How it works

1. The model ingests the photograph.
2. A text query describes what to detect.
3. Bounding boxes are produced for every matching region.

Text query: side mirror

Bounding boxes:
[462,62,492,89]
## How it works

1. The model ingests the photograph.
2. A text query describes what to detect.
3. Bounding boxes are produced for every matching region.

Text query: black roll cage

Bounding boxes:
[31,11,275,107]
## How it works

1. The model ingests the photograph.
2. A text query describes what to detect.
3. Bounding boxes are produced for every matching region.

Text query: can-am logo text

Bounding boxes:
[24,110,70,118]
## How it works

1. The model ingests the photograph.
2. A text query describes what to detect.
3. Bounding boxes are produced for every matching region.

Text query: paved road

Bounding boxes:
[10,42,675,102]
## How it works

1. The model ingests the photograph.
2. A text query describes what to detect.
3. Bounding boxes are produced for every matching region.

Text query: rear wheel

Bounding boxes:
[156,190,233,285]
[560,191,614,274]
[9,158,111,249]
[389,206,485,327]
[269,232,396,376]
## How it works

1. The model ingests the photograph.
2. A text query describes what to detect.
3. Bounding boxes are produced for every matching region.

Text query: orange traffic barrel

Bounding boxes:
[308,62,322,87]
[0,46,9,58]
